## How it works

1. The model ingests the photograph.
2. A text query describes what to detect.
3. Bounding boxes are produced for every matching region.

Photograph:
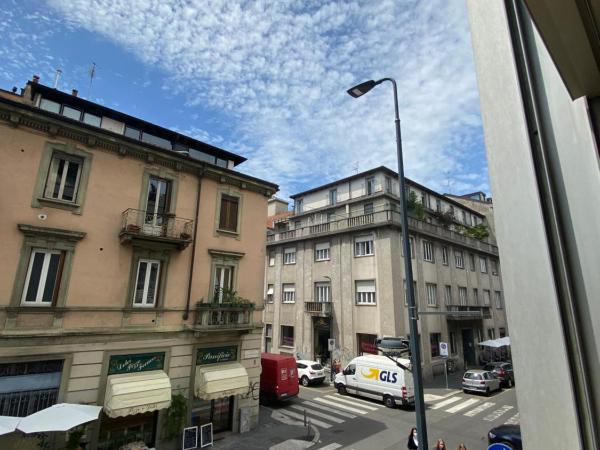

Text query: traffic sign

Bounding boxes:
[328,338,335,351]
[439,342,449,357]
[487,443,514,450]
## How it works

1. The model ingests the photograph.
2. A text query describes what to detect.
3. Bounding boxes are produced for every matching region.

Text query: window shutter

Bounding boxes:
[220,195,239,231]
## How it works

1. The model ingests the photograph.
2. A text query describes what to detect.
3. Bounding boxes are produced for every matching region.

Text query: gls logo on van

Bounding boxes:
[361,368,398,383]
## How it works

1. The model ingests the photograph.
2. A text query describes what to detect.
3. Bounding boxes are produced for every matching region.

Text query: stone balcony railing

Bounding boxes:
[304,302,332,316]
[194,302,255,331]
[267,209,498,255]
[445,304,492,320]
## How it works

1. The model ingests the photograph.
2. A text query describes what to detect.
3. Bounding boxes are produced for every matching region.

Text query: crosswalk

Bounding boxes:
[426,392,519,425]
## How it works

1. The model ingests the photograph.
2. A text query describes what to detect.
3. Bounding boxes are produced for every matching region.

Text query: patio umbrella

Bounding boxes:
[496,336,511,347]
[478,339,503,348]
[17,404,102,434]
[0,416,20,436]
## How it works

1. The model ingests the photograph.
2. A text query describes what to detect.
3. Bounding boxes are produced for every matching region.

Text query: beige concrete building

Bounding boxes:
[0,78,277,449]
[264,167,507,380]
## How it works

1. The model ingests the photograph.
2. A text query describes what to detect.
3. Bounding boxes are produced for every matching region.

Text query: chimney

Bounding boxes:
[32,75,40,83]
[72,89,79,97]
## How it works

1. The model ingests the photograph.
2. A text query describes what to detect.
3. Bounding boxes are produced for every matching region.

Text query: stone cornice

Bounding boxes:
[17,223,86,241]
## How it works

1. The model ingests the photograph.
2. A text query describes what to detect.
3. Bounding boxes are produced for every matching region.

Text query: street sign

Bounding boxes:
[328,338,335,351]
[487,444,514,450]
[439,342,449,357]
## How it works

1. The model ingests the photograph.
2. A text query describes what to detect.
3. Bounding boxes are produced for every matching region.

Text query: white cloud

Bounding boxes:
[43,0,488,198]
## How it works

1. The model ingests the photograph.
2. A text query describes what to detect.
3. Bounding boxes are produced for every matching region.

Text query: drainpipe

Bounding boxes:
[183,171,203,321]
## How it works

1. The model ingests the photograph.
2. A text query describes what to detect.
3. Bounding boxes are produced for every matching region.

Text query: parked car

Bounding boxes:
[296,360,325,386]
[462,369,501,396]
[260,353,299,404]
[483,361,515,387]
[488,424,522,450]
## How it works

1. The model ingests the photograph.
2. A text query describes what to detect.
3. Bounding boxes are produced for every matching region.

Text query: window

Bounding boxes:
[461,211,467,224]
[385,177,392,193]
[441,246,449,265]
[426,283,438,306]
[355,280,376,305]
[329,189,337,205]
[436,198,442,212]
[281,326,294,347]
[499,327,506,338]
[354,235,374,256]
[283,247,296,264]
[364,203,374,215]
[314,282,331,303]
[295,199,303,214]
[480,256,488,273]
[133,259,160,307]
[403,280,418,306]
[266,284,274,303]
[141,132,171,150]
[366,177,375,195]
[268,251,275,266]
[401,235,415,258]
[44,153,83,203]
[39,98,60,113]
[455,250,464,269]
[449,332,456,354]
[423,240,434,262]
[484,290,492,306]
[213,265,234,302]
[458,287,467,305]
[473,288,479,305]
[487,328,496,340]
[494,291,502,308]
[265,324,272,352]
[477,328,483,343]
[469,253,476,271]
[20,249,64,306]
[430,333,441,357]
[218,194,239,232]
[315,242,330,261]
[144,176,171,228]
[61,105,81,121]
[282,284,295,303]
[83,112,101,127]
[491,259,499,275]
[124,125,141,140]
[444,285,452,305]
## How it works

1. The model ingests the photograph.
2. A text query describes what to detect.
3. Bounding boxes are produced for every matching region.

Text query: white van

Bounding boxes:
[334,354,414,408]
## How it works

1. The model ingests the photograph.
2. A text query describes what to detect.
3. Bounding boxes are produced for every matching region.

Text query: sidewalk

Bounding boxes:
[423,368,465,396]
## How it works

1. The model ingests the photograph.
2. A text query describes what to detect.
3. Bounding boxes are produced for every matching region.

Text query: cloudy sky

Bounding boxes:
[1,0,488,201]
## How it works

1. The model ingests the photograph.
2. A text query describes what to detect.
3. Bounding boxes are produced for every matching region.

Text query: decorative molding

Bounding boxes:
[207,249,245,259]
[17,223,86,242]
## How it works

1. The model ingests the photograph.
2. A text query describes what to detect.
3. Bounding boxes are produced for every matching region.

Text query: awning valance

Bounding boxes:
[195,362,248,400]
[104,370,171,418]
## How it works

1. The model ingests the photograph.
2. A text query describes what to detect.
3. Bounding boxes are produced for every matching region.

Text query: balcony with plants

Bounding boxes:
[119,208,194,250]
[194,288,255,331]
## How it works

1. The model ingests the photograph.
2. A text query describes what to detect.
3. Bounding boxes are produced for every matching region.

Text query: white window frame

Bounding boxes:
[329,188,337,205]
[366,177,375,195]
[44,153,83,203]
[423,240,434,262]
[283,247,296,264]
[282,284,295,303]
[493,290,501,308]
[268,251,275,266]
[469,253,476,271]
[441,246,449,265]
[266,284,274,303]
[133,259,161,307]
[354,234,374,257]
[444,285,452,305]
[458,287,467,306]
[355,280,376,305]
[426,283,438,306]
[403,280,417,306]
[315,242,330,261]
[314,282,331,303]
[213,265,235,303]
[20,249,63,306]
[455,250,464,269]
[473,288,479,305]
[480,256,488,273]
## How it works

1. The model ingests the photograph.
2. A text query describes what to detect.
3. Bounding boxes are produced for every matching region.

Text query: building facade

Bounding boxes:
[0,78,277,449]
[467,1,600,448]
[264,167,507,380]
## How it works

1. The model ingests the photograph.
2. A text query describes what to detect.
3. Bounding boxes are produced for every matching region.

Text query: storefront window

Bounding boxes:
[192,397,233,434]
[97,411,157,450]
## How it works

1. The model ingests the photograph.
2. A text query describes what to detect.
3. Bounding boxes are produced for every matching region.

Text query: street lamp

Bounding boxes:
[347,78,429,450]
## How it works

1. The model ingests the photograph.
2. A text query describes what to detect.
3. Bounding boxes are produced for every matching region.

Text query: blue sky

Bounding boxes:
[1,0,489,201]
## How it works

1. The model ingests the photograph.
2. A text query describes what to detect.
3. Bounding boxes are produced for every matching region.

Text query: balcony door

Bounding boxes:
[144,177,170,235]
[214,265,234,303]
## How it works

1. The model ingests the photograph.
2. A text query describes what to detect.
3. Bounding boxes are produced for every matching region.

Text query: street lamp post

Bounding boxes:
[347,78,429,450]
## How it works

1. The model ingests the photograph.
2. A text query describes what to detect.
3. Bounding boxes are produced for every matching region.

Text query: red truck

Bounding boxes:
[260,353,299,404]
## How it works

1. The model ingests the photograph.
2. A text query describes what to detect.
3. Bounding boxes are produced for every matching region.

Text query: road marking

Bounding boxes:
[317,444,343,450]
[483,405,514,422]
[290,404,345,423]
[429,396,462,410]
[445,398,479,413]
[464,402,495,417]
[424,390,461,402]
[302,385,337,393]
[278,409,332,429]
[332,393,384,408]
[313,397,369,414]
[324,395,379,411]
[303,401,357,419]
[504,412,520,425]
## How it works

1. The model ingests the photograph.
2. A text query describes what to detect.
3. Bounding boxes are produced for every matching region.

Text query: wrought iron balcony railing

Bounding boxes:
[194,302,255,330]
[120,208,194,249]
[445,304,492,320]
[304,302,332,315]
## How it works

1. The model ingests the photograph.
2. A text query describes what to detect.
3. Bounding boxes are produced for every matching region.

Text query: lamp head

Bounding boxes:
[347,80,378,98]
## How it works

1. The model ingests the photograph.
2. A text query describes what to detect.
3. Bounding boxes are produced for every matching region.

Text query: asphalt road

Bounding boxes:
[268,381,519,450]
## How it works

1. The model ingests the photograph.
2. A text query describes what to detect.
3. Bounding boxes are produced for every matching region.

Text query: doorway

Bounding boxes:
[144,177,170,235]
[462,328,476,368]
[313,317,331,365]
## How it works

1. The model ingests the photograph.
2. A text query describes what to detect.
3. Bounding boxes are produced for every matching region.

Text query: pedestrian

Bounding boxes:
[407,427,418,449]
[333,359,341,375]
[434,439,447,450]
[456,444,467,450]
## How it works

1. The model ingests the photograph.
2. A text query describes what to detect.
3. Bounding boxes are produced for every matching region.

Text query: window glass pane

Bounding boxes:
[52,158,66,198]
[62,160,80,202]
[82,112,101,127]
[61,105,81,120]
[39,98,60,114]
[41,253,61,302]
[24,252,45,303]
[146,263,159,304]
[134,263,147,304]
[124,126,140,140]
[141,132,172,150]
[216,158,228,168]
[189,149,216,163]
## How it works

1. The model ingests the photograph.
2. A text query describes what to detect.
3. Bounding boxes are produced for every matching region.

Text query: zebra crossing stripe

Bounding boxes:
[504,412,520,425]
[445,398,479,413]
[324,395,379,411]
[430,396,462,410]
[333,393,383,408]
[290,404,345,423]
[278,409,332,429]
[314,397,369,414]
[317,444,343,450]
[483,405,514,422]
[464,402,495,417]
[303,401,357,419]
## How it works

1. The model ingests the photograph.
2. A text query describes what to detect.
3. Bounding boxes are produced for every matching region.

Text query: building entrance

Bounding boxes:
[313,317,331,365]
[462,328,476,368]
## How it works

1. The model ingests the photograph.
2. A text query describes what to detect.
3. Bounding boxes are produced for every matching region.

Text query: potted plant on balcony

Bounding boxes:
[406,190,425,219]
[125,223,141,233]
[180,232,192,240]
[432,210,455,228]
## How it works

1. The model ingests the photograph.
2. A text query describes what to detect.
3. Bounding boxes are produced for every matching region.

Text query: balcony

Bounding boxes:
[119,208,193,250]
[194,302,255,331]
[305,302,332,316]
[445,304,491,320]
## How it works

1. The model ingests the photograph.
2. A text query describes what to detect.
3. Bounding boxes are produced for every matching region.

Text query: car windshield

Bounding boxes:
[464,372,482,380]
[311,364,323,370]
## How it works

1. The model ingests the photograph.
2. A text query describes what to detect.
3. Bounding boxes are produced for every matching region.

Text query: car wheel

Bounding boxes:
[301,376,310,387]
[384,395,396,409]
[337,385,347,395]
[463,389,468,394]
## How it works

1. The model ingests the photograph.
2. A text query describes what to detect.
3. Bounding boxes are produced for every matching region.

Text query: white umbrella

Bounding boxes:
[478,339,503,348]
[0,416,20,436]
[496,336,511,347]
[17,404,102,434]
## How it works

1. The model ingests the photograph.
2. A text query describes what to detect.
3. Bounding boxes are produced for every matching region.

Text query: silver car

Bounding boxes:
[462,369,501,396]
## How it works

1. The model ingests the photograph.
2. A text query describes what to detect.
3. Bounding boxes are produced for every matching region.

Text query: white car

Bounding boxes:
[296,360,325,386]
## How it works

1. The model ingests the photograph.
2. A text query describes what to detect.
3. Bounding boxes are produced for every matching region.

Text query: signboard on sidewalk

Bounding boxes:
[200,423,213,448]
[182,426,198,450]
[439,342,449,357]
[328,338,336,351]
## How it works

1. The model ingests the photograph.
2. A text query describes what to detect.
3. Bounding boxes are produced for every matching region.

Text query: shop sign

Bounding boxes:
[108,352,165,375]
[196,346,237,365]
